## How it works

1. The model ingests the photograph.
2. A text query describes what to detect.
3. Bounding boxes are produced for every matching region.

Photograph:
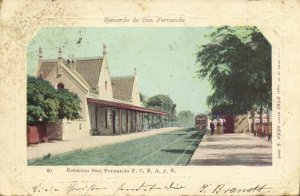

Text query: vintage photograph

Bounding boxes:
[26,27,272,166]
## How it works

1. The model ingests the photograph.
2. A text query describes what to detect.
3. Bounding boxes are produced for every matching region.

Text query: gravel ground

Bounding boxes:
[188,132,272,166]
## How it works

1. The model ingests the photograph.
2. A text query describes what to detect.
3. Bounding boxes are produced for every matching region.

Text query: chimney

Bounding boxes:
[103,44,107,56]
[134,68,137,76]
[66,55,71,63]
[71,55,76,63]
[65,54,76,73]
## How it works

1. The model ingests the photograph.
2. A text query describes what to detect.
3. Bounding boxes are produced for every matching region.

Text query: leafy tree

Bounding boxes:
[177,110,195,127]
[145,94,175,114]
[196,27,271,111]
[56,89,81,120]
[139,92,147,107]
[27,76,59,125]
[27,75,81,125]
[145,94,177,126]
[196,26,271,133]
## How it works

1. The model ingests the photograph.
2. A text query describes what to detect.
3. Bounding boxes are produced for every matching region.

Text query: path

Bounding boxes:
[188,131,272,166]
[27,127,182,160]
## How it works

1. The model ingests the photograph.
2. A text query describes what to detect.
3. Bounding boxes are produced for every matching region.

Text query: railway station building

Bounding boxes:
[34,45,166,141]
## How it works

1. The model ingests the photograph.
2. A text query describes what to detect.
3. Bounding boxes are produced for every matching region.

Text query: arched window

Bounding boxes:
[57,83,64,90]
[105,81,108,90]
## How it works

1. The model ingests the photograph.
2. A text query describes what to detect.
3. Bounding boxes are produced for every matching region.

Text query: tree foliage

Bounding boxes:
[177,110,195,127]
[56,89,81,120]
[139,92,147,107]
[145,94,177,119]
[196,26,271,115]
[27,76,81,125]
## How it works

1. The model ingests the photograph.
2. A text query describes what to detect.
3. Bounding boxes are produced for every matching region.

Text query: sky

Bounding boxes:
[27,27,214,115]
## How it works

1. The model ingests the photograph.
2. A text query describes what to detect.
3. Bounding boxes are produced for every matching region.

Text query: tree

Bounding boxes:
[27,75,81,125]
[145,94,177,127]
[139,92,147,107]
[146,94,173,112]
[27,76,60,125]
[196,26,271,133]
[177,110,195,127]
[56,89,81,120]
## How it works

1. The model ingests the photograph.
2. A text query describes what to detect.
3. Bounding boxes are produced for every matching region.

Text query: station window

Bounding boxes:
[57,83,64,90]
[105,108,108,128]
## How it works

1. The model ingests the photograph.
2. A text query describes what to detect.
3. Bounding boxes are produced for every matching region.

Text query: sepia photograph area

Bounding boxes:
[26,27,272,166]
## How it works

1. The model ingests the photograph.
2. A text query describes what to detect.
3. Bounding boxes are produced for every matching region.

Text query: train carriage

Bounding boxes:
[195,114,208,131]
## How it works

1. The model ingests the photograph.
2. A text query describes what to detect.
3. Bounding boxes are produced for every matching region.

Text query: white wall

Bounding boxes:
[131,76,142,106]
[62,119,89,140]
[98,57,113,100]
[46,119,90,141]
[46,121,63,140]
[45,65,92,137]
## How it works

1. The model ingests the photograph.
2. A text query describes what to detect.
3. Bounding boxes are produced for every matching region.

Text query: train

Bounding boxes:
[195,114,209,131]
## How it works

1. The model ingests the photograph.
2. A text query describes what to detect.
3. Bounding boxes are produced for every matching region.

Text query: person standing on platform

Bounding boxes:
[210,120,215,135]
[216,119,221,135]
[219,118,225,134]
[222,117,226,134]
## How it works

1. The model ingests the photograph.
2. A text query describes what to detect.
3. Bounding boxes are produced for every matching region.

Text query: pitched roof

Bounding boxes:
[111,76,135,102]
[38,57,103,88]
[37,60,57,78]
[75,57,103,88]
[58,63,89,92]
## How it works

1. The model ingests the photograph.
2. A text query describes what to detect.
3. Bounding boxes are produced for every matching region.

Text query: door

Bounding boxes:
[224,116,234,133]
[112,110,116,134]
[95,106,98,134]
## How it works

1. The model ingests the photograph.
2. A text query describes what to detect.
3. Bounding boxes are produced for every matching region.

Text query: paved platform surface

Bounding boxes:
[27,127,182,160]
[189,132,272,166]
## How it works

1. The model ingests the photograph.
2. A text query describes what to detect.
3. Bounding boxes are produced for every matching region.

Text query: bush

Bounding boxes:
[27,75,81,125]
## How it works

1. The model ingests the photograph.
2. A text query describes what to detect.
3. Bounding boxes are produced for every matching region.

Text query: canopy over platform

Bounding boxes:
[87,98,167,116]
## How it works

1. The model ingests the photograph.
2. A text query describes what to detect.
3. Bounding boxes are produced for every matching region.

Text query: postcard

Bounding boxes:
[0,0,299,195]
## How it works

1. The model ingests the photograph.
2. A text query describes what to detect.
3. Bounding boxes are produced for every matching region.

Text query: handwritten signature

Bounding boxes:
[32,182,272,195]
[66,183,107,195]
[114,181,185,194]
[32,181,185,195]
[32,182,107,195]
[199,183,272,195]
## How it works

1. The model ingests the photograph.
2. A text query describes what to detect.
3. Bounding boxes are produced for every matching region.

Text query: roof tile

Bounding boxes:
[111,76,135,102]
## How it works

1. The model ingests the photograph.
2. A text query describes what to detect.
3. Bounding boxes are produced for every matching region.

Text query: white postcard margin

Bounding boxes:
[0,0,300,195]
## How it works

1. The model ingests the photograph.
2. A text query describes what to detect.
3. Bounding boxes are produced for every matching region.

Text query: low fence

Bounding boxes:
[27,125,48,145]
[27,119,89,145]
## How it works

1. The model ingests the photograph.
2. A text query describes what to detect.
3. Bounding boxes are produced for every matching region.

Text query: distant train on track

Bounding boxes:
[195,114,209,130]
